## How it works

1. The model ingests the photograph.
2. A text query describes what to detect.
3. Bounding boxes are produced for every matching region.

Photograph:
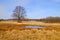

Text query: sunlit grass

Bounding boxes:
[0,21,60,27]
[0,28,60,40]
[0,21,60,40]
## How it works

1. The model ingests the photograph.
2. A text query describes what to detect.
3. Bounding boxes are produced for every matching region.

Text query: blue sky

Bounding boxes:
[0,0,60,19]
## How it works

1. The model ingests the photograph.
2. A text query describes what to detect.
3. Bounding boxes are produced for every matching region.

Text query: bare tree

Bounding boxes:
[12,6,26,22]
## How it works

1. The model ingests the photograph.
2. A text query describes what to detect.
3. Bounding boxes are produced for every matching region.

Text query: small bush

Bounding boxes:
[0,19,3,22]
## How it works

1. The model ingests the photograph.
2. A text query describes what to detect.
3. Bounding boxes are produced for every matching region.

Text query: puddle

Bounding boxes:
[22,26,44,28]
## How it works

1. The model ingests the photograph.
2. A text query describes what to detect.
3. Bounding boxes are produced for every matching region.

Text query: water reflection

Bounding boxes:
[22,26,44,28]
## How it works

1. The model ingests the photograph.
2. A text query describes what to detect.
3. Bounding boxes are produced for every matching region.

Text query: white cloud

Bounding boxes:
[14,0,31,6]
[0,0,32,19]
[0,5,9,19]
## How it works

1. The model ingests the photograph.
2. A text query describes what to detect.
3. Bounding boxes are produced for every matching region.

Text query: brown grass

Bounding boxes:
[0,21,60,40]
[0,28,60,40]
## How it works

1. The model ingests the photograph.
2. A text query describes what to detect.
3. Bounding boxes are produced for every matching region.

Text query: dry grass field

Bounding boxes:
[0,21,60,27]
[0,28,60,40]
[0,21,60,40]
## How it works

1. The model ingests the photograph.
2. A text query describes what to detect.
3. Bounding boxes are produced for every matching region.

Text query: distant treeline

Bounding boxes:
[0,19,4,21]
[0,17,60,23]
[40,17,60,23]
[0,19,40,21]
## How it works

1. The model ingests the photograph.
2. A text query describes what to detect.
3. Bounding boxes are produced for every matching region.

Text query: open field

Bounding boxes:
[0,21,60,29]
[0,21,60,40]
[0,28,60,40]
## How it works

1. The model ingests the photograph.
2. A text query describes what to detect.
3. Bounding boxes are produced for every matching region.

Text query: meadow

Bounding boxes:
[0,21,60,40]
[0,28,60,40]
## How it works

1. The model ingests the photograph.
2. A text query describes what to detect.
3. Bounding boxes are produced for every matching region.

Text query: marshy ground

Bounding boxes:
[0,21,60,40]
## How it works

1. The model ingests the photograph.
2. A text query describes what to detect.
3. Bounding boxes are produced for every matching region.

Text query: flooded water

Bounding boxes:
[22,26,44,28]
